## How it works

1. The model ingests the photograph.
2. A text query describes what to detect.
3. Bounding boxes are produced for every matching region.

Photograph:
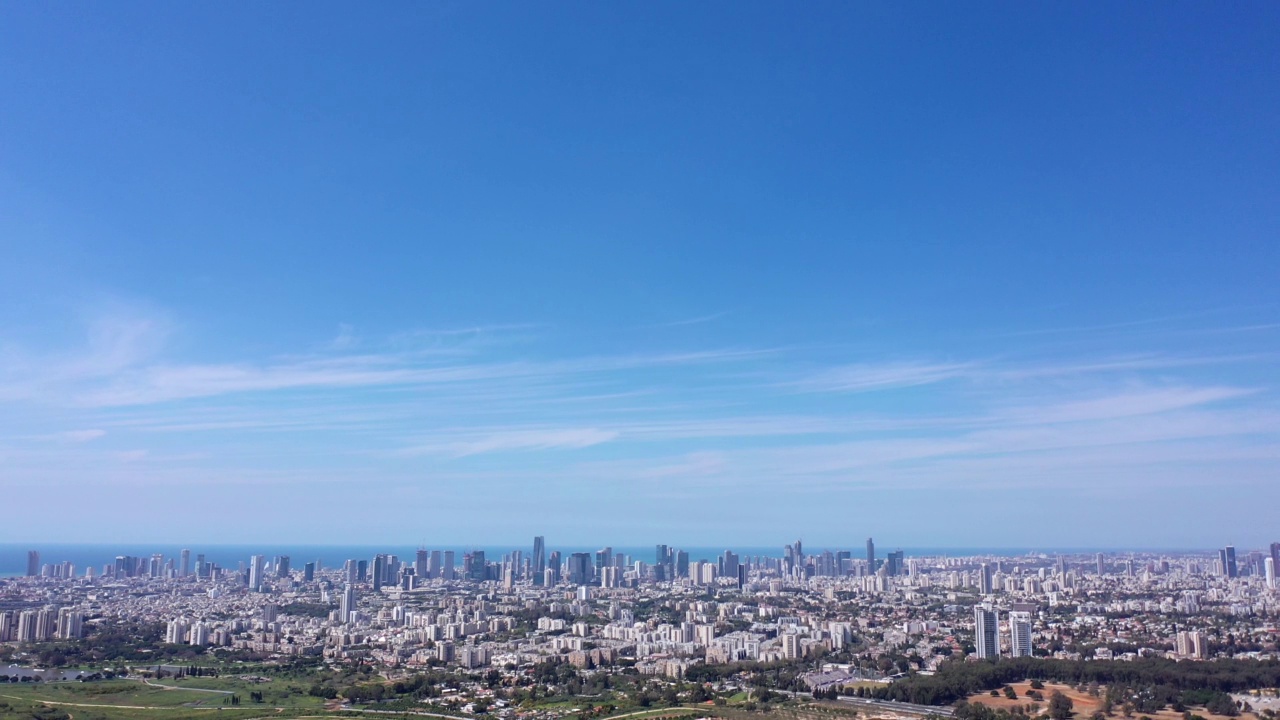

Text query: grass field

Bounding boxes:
[0,678,336,720]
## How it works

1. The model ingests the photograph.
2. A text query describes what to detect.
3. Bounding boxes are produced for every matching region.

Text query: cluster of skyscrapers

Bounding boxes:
[1213,544,1277,587]
[0,606,83,642]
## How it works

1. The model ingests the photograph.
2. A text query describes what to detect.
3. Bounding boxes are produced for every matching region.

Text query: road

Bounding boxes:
[137,677,236,695]
[833,696,954,717]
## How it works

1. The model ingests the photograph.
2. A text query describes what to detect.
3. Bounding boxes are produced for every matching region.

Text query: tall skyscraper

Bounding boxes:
[594,547,613,577]
[442,551,455,580]
[340,584,357,623]
[415,550,429,578]
[567,553,591,585]
[1220,546,1238,578]
[548,550,561,585]
[1008,609,1033,657]
[373,554,387,591]
[248,554,265,592]
[886,550,905,577]
[866,538,876,573]
[1265,557,1276,590]
[276,555,291,578]
[974,605,999,659]
[468,550,487,581]
[1095,552,1106,576]
[533,536,546,586]
[304,562,316,582]
[26,551,40,578]
[56,608,84,640]
[180,549,191,578]
[1270,543,1280,581]
[978,562,994,594]
[721,550,740,581]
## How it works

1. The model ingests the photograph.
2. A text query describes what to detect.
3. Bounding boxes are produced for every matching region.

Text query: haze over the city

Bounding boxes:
[1,4,1277,547]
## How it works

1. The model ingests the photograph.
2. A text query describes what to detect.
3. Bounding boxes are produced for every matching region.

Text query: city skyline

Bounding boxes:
[9,539,1277,581]
[2,4,1278,546]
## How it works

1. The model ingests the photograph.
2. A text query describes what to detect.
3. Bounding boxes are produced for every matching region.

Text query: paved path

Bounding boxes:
[138,677,236,695]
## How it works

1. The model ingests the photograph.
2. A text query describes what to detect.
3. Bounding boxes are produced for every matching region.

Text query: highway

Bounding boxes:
[833,696,955,717]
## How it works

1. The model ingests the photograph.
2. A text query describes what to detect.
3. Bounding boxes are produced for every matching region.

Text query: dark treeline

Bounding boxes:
[877,657,1280,706]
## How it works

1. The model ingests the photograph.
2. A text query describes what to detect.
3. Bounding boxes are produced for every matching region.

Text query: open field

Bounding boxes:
[153,675,329,708]
[0,678,336,720]
[966,682,1257,720]
[0,680,905,720]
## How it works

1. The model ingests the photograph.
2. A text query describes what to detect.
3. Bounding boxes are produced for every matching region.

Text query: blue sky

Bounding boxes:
[1,3,1277,548]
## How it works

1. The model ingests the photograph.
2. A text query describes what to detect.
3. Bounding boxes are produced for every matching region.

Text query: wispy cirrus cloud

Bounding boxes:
[58,345,769,407]
[401,427,619,457]
[2,302,1277,539]
[25,428,107,443]
[998,385,1257,424]
[651,312,728,328]
[790,361,974,393]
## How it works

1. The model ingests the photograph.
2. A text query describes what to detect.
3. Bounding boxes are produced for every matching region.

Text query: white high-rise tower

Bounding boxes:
[974,605,999,659]
[1008,610,1033,657]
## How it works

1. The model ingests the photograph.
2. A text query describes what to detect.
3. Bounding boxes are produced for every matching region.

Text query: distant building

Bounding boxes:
[568,552,592,585]
[782,632,802,659]
[1008,610,1033,657]
[886,550,905,577]
[974,605,999,659]
[1219,546,1238,578]
[166,618,190,644]
[548,550,561,585]
[978,563,993,594]
[533,536,546,585]
[248,555,266,592]
[56,608,83,639]
[1176,630,1207,659]
[340,584,357,623]
[26,551,40,577]
[189,622,210,647]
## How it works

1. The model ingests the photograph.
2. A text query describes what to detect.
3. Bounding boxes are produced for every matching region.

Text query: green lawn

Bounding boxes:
[0,678,333,720]
[158,675,327,708]
[1,681,214,707]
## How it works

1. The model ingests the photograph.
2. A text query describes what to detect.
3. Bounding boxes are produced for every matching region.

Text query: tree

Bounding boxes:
[1049,691,1075,720]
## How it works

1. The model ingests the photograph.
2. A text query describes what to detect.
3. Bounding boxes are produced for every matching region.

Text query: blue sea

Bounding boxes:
[0,543,1187,578]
